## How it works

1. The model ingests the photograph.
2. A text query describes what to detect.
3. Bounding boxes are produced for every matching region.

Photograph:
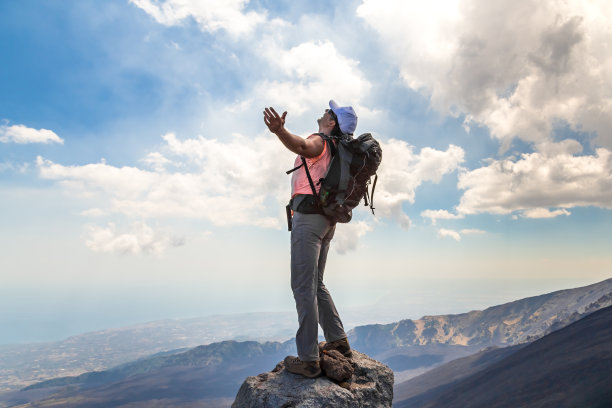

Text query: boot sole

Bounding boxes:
[286,368,322,378]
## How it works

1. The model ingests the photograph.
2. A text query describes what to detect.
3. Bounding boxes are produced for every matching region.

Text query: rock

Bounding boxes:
[232,350,393,408]
[320,349,353,382]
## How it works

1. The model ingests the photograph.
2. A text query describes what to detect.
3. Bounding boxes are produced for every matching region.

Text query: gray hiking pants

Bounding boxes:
[291,211,347,362]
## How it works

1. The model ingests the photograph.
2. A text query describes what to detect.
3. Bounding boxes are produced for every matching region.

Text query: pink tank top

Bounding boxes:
[291,134,332,197]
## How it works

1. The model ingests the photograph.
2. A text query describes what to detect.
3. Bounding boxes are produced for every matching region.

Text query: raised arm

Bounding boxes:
[263,107,324,158]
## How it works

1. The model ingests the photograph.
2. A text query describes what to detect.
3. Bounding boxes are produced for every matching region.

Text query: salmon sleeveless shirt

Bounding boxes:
[291,134,332,197]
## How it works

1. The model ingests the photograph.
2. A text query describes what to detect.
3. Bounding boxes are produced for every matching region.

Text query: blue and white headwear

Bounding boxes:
[329,99,358,135]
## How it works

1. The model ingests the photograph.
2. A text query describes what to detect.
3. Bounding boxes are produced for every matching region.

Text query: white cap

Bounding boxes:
[329,100,358,134]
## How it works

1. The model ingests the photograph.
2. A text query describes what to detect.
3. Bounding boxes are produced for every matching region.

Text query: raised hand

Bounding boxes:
[263,107,287,134]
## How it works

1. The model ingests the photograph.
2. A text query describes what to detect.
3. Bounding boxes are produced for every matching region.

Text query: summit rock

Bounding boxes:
[232,350,393,407]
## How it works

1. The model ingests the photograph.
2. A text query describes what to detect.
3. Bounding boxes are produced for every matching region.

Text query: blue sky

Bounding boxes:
[2,0,612,344]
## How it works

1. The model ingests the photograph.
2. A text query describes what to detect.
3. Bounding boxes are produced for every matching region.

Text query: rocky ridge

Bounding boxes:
[350,278,612,353]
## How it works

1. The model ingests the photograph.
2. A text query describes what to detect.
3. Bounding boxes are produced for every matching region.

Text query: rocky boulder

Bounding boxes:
[232,350,393,407]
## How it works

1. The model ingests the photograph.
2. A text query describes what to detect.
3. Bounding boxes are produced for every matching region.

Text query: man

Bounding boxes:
[263,100,357,378]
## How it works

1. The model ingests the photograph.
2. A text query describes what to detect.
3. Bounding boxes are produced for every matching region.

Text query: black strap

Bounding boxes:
[317,133,337,157]
[286,163,303,174]
[301,156,318,197]
[369,174,378,215]
[286,133,334,175]
[285,204,293,231]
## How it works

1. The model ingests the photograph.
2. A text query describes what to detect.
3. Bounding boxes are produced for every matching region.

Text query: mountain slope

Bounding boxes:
[393,344,525,407]
[406,305,612,408]
[6,341,294,408]
[349,278,612,354]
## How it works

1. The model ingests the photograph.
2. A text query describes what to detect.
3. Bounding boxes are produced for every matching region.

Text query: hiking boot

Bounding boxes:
[283,356,321,378]
[319,337,352,357]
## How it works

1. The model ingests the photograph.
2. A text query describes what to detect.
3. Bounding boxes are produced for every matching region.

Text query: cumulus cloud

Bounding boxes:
[421,209,464,225]
[521,208,571,219]
[359,0,612,218]
[375,139,465,229]
[130,0,266,37]
[438,228,461,241]
[36,131,465,252]
[236,40,372,117]
[333,221,373,254]
[358,0,612,150]
[457,146,612,215]
[141,151,171,172]
[37,131,289,229]
[438,227,486,241]
[0,124,63,144]
[85,221,185,255]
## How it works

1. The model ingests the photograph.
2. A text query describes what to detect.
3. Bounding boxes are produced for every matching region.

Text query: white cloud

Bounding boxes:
[460,228,486,235]
[457,147,612,215]
[438,228,461,241]
[421,209,464,225]
[521,208,571,219]
[37,156,159,199]
[130,0,266,37]
[375,139,465,229]
[438,227,485,241]
[236,40,372,117]
[333,221,373,254]
[0,124,63,144]
[358,0,612,150]
[37,131,289,229]
[0,161,30,173]
[85,222,185,255]
[141,151,171,172]
[80,208,107,217]
[36,131,465,246]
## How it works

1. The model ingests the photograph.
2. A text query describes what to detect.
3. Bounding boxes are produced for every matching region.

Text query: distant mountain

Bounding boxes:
[6,340,295,408]
[396,305,612,408]
[350,278,612,354]
[0,311,297,392]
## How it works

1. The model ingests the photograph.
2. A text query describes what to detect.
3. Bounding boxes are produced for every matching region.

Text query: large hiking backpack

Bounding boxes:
[291,132,382,223]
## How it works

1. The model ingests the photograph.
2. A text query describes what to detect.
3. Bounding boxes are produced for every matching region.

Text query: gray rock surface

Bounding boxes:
[232,351,393,407]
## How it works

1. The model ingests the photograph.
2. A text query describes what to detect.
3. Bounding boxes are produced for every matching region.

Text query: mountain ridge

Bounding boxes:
[349,277,612,354]
[397,305,612,408]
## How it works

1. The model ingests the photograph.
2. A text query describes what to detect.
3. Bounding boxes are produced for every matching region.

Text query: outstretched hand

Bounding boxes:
[263,107,287,134]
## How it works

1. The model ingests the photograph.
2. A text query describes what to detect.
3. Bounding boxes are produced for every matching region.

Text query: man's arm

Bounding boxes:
[263,107,324,158]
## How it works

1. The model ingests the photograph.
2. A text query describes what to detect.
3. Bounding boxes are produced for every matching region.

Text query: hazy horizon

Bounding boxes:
[1,275,602,345]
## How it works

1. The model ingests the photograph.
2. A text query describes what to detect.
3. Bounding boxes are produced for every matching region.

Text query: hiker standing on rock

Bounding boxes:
[263,100,356,378]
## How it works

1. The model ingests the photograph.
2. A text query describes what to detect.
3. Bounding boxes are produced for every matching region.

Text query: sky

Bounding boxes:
[1,0,612,345]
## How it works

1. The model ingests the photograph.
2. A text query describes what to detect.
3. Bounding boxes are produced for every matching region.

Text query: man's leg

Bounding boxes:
[290,212,333,361]
[316,223,347,343]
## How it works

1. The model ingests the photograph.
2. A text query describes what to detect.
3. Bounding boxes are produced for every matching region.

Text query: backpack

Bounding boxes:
[288,132,382,224]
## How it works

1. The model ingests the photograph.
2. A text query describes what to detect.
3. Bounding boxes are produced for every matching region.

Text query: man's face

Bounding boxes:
[317,109,336,127]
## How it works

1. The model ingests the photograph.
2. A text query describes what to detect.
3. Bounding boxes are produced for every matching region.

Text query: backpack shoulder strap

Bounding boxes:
[316,132,338,157]
[286,133,336,195]
[285,133,331,174]
[301,156,318,196]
